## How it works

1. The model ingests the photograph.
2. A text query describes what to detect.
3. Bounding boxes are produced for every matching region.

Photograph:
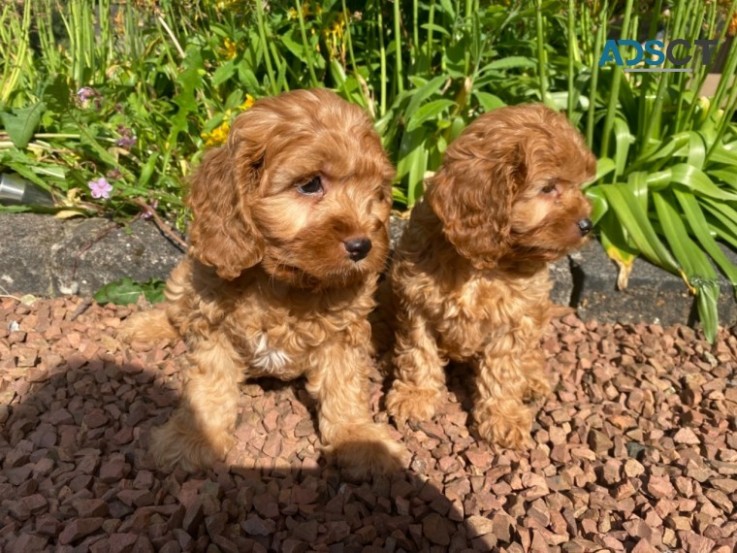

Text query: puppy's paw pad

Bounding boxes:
[386,386,442,424]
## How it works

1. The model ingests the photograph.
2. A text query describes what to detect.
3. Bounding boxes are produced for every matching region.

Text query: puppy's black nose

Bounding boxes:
[344,237,372,261]
[578,218,593,235]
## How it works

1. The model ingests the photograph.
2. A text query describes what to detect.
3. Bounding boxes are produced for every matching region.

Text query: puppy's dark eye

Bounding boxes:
[297,176,323,196]
[540,181,559,195]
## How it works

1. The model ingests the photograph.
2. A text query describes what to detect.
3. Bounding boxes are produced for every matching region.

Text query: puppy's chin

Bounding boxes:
[502,222,589,268]
[261,255,382,289]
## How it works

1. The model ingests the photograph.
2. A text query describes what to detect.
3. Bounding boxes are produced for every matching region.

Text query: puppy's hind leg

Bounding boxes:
[150,337,242,471]
[385,313,447,425]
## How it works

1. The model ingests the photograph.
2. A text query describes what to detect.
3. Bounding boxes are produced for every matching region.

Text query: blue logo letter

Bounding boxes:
[599,39,623,66]
[618,39,644,66]
[644,40,665,65]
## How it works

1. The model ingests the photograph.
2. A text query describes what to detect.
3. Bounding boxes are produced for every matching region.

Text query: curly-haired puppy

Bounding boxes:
[123,89,405,478]
[385,104,596,448]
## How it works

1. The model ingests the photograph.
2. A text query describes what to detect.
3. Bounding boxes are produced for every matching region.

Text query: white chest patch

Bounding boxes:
[251,335,291,373]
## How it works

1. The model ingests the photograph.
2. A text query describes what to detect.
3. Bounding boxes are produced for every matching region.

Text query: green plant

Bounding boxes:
[552,0,737,341]
[94,276,165,305]
[0,0,555,217]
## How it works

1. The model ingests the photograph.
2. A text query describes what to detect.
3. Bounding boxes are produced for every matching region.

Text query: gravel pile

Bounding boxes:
[1,296,736,552]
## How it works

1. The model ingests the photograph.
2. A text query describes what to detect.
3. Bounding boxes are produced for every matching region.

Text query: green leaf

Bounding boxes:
[600,184,680,273]
[701,199,737,246]
[419,23,451,37]
[633,131,690,165]
[708,168,737,192]
[592,157,616,184]
[652,192,711,279]
[406,99,456,132]
[211,60,236,86]
[404,76,448,121]
[612,117,633,178]
[670,164,737,202]
[473,91,505,112]
[695,280,720,344]
[406,142,429,206]
[94,277,165,305]
[674,189,737,288]
[652,192,720,343]
[706,141,737,165]
[138,153,160,188]
[585,185,608,225]
[0,102,46,149]
[281,28,307,63]
[598,212,639,290]
[479,56,537,73]
[438,0,456,19]
[686,132,706,169]
[237,62,260,91]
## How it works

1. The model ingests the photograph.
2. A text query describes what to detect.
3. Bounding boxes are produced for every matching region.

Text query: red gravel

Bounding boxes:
[1,296,736,552]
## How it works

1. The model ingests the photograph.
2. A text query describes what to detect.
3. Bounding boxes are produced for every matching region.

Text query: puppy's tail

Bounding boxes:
[119,308,179,344]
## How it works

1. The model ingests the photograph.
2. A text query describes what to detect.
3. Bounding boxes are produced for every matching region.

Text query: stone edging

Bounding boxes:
[1,212,734,327]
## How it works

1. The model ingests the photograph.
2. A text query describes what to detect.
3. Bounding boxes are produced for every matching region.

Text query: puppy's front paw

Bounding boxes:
[386,382,443,425]
[475,402,533,450]
[523,375,551,403]
[150,415,235,472]
[325,423,409,480]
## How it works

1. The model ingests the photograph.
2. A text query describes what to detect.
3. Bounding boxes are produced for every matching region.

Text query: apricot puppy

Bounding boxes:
[386,104,596,448]
[124,89,405,478]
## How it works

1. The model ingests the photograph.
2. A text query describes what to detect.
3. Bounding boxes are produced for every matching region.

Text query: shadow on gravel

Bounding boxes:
[4,298,737,553]
[0,353,487,552]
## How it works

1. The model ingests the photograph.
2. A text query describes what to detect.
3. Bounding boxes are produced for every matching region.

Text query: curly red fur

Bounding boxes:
[124,89,406,479]
[386,104,596,449]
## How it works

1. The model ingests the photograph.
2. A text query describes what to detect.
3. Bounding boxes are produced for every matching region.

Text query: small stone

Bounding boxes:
[673,428,700,445]
[631,539,658,553]
[679,530,715,553]
[99,455,129,483]
[422,513,450,546]
[647,475,676,499]
[107,533,139,553]
[242,515,275,536]
[466,515,494,538]
[58,517,105,545]
[588,430,613,454]
[492,512,514,543]
[711,478,737,494]
[72,498,109,518]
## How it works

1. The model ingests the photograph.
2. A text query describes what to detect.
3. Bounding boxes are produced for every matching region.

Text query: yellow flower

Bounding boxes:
[323,11,348,59]
[222,38,238,60]
[288,3,315,20]
[240,94,255,111]
[201,121,231,147]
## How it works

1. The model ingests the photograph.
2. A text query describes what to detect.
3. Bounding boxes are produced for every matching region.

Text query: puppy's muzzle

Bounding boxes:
[344,237,372,261]
[577,218,593,236]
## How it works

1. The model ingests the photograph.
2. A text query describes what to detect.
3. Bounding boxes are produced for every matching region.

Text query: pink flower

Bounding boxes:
[77,87,98,102]
[88,177,113,199]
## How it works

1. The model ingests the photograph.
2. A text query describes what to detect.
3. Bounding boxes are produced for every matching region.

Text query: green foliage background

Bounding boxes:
[2,0,737,339]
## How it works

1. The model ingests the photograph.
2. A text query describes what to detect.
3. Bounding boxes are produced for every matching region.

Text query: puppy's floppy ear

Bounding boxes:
[426,120,524,269]
[187,107,274,280]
